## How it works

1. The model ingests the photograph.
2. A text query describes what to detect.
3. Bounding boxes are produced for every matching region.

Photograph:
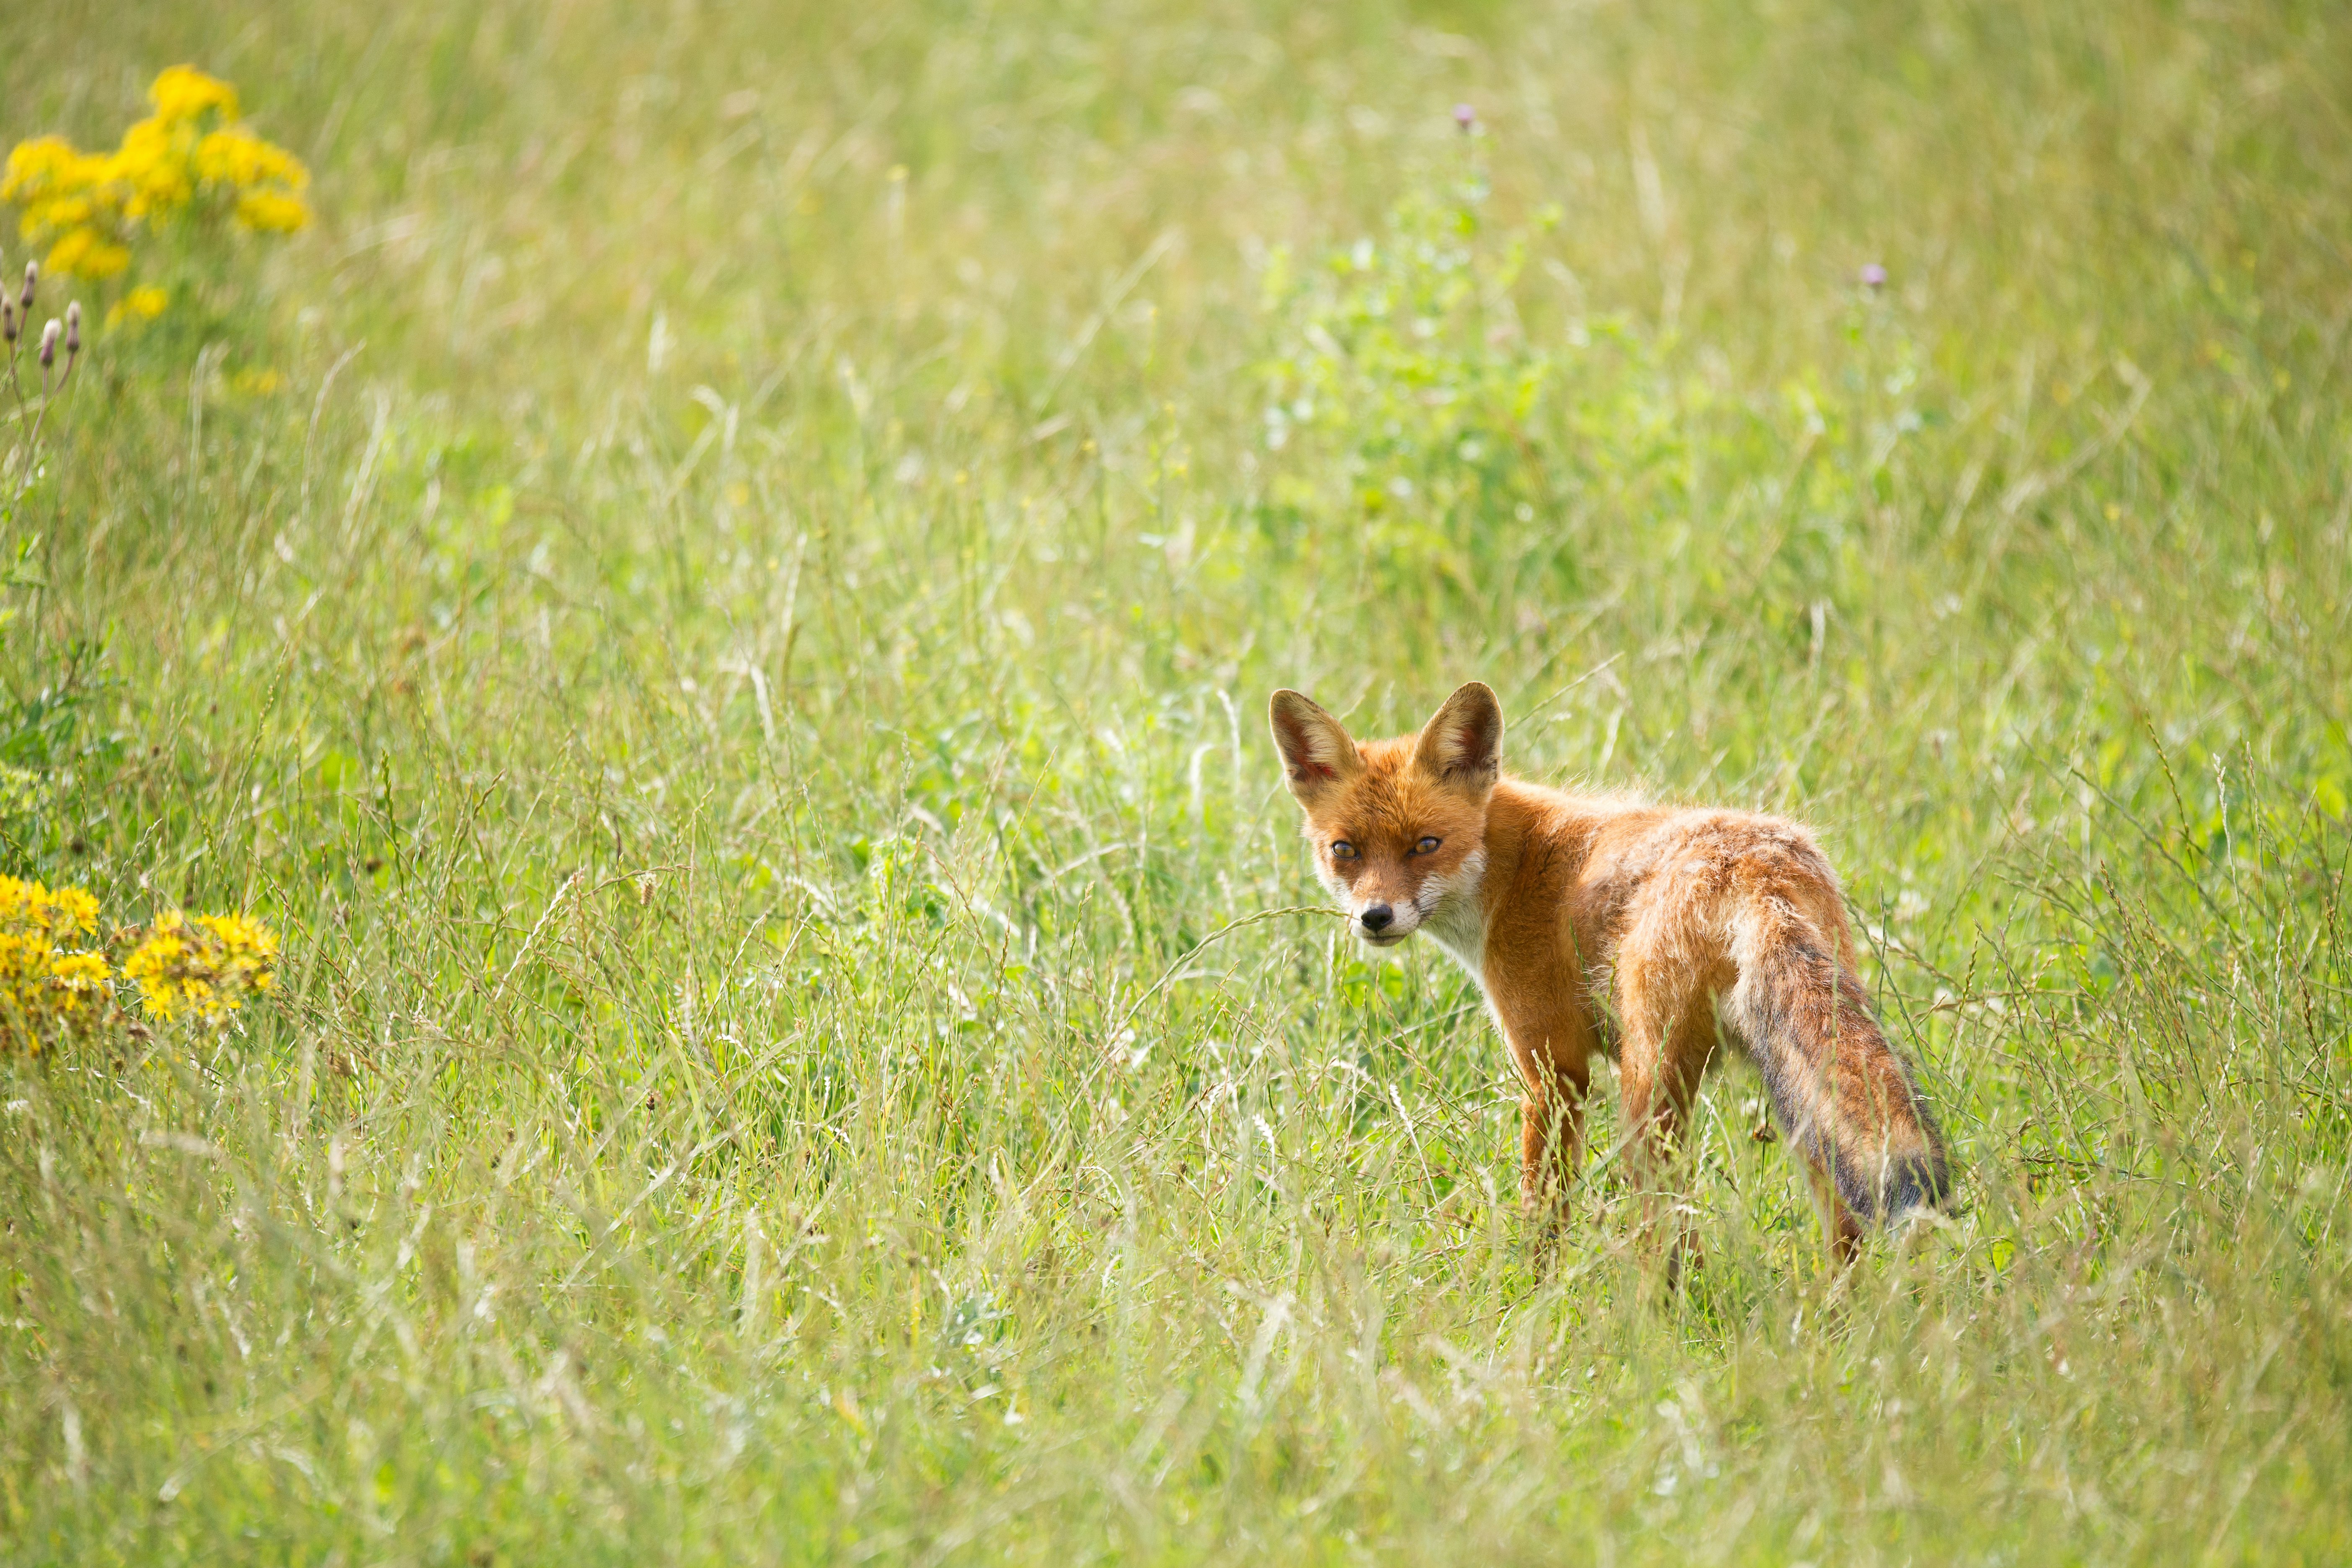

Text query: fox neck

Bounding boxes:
[1418,785,1534,985]
[1419,840,1491,975]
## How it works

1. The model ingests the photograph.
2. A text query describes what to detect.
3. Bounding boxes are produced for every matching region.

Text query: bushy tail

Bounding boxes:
[1729,894,1951,1225]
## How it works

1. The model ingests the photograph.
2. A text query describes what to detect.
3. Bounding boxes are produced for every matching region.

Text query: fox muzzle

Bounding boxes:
[1354,900,1414,945]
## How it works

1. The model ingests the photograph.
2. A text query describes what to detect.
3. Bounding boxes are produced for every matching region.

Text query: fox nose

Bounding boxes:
[1360,904,1394,933]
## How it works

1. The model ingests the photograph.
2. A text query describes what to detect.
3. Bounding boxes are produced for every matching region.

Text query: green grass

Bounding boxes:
[4,0,2350,1560]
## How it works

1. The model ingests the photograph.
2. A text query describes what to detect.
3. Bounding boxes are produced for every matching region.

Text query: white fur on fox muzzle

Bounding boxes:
[1317,868,1422,944]
[1353,900,1420,944]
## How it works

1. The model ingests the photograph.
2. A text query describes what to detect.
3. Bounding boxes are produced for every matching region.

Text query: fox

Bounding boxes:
[1270,680,1950,1263]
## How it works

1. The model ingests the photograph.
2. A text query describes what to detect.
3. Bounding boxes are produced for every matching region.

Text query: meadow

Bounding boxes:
[3,0,2349,1560]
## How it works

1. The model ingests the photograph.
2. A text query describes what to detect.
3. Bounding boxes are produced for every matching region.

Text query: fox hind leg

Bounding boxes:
[1614,945,1726,1284]
[1802,1156,1867,1266]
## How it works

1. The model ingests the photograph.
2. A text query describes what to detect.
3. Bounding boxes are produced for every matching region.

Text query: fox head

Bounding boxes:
[1269,682,1502,948]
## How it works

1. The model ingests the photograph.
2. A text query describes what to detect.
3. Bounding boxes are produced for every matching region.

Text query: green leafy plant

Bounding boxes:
[1254,140,1686,604]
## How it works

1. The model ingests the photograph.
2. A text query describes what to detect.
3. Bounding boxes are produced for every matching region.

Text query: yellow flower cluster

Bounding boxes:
[0,874,282,1054]
[0,65,310,294]
[0,875,109,1054]
[121,909,280,1024]
[106,285,169,330]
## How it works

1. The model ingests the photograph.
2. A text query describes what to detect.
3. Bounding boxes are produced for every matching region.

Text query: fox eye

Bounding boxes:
[1329,840,1358,860]
[1414,836,1442,855]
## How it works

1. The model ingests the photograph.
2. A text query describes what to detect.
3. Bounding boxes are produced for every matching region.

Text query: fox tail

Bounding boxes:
[1728,888,1951,1228]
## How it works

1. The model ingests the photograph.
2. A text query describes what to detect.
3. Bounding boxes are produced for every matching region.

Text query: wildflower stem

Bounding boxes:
[1,291,26,427]
[8,352,72,507]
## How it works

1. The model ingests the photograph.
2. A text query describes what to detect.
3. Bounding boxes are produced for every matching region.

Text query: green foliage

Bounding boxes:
[1261,171,1549,588]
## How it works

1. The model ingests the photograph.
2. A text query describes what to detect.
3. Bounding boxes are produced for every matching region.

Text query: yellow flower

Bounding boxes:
[124,909,279,1024]
[44,227,132,279]
[112,116,199,220]
[230,366,281,395]
[35,192,99,230]
[0,135,67,199]
[1,135,102,207]
[3,65,311,281]
[123,928,194,1018]
[194,126,305,192]
[0,876,99,938]
[47,951,110,1010]
[234,189,310,234]
[0,876,110,1055]
[5,138,127,271]
[7,134,132,276]
[148,65,240,126]
[191,912,279,987]
[106,285,169,328]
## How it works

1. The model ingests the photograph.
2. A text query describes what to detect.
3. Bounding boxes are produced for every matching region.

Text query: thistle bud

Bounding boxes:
[39,320,58,369]
[64,302,79,356]
[1,300,14,343]
[19,263,34,311]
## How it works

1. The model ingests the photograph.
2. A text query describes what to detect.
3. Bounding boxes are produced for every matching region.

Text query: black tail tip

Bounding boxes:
[1847,1150,1955,1227]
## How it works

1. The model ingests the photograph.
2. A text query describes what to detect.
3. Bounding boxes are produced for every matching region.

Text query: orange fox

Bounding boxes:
[1270,681,1950,1261]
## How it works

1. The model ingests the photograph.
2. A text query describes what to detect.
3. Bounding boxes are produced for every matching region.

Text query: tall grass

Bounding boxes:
[3,0,2348,1560]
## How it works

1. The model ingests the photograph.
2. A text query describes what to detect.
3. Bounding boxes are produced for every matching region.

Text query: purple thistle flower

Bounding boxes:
[1453,103,1476,133]
[1860,263,1888,289]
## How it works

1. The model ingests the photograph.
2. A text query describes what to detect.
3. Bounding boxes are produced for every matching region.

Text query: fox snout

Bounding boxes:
[1352,897,1414,946]
[1321,848,1457,949]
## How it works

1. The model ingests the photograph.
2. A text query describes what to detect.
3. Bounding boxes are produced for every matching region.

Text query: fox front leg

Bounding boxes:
[1493,989,1595,1226]
[1518,1069,1588,1220]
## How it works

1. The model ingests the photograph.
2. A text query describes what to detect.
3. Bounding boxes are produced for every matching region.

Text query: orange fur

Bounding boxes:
[1270,682,1950,1263]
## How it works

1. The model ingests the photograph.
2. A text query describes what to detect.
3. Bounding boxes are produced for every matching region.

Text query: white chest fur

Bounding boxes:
[1417,847,1489,986]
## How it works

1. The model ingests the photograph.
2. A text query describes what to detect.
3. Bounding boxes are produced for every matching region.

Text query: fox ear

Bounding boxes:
[1413,682,1503,790]
[1269,690,1362,802]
